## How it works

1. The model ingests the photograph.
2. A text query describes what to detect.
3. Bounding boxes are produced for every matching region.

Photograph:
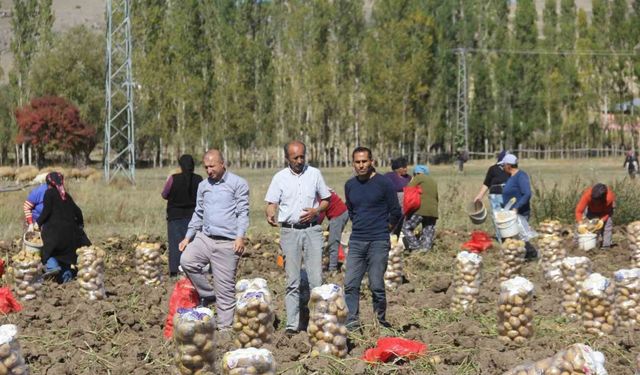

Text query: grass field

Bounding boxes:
[0,157,631,241]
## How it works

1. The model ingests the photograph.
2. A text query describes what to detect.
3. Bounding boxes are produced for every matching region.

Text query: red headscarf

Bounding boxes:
[46,172,67,201]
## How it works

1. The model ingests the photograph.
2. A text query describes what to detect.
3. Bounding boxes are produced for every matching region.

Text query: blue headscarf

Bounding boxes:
[413,165,429,175]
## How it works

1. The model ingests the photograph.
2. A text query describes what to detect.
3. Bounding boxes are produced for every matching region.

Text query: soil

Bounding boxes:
[0,228,638,374]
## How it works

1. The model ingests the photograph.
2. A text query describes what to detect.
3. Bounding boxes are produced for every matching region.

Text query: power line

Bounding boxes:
[458,48,639,57]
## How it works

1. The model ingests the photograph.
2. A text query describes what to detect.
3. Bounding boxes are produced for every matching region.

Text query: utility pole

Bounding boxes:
[104,0,135,184]
[455,48,469,152]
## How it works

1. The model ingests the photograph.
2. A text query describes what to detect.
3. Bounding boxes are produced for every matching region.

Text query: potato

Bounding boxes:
[614,268,640,328]
[536,233,566,284]
[173,308,215,374]
[499,239,526,282]
[560,257,592,319]
[504,343,606,375]
[221,348,276,375]
[498,277,534,344]
[627,222,640,267]
[451,251,482,312]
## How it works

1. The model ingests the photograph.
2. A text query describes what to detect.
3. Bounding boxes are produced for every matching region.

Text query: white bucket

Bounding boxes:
[578,233,597,251]
[494,211,519,238]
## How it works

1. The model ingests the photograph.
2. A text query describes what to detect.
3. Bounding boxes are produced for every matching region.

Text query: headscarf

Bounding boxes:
[178,154,196,199]
[413,165,429,175]
[46,172,66,201]
[497,150,507,163]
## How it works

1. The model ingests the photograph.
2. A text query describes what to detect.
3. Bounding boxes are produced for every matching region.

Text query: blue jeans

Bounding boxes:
[343,239,390,325]
[488,194,504,241]
[167,218,190,275]
[327,211,349,271]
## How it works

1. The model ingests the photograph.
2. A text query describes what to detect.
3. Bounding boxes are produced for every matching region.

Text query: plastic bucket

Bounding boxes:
[466,201,487,225]
[23,232,42,254]
[578,233,597,251]
[494,210,519,238]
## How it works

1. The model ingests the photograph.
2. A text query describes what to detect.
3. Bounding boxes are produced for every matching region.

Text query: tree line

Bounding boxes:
[0,0,639,168]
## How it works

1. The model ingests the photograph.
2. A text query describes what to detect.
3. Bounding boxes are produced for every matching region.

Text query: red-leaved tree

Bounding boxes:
[15,96,96,166]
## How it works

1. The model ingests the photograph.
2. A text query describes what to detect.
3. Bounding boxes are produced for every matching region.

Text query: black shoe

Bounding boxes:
[345,321,361,333]
[378,320,393,329]
[198,295,216,308]
[284,329,299,338]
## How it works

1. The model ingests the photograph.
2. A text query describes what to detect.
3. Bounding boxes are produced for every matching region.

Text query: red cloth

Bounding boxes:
[362,337,428,363]
[0,287,22,314]
[574,187,615,222]
[163,278,200,339]
[461,231,493,253]
[338,244,346,262]
[402,185,422,216]
[0,259,4,278]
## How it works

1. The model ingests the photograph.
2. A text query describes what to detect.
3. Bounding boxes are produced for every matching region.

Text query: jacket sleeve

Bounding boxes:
[69,195,84,227]
[386,180,402,228]
[575,189,590,222]
[161,175,173,200]
[601,191,616,222]
[185,183,204,240]
[512,173,531,211]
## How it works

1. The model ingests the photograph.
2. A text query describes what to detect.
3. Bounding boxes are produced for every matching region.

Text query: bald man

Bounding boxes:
[179,150,250,332]
[265,141,330,336]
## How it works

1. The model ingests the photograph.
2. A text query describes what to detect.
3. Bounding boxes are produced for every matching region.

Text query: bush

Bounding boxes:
[532,177,640,226]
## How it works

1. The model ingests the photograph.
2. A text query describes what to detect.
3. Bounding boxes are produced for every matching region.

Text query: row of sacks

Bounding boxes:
[0,166,101,183]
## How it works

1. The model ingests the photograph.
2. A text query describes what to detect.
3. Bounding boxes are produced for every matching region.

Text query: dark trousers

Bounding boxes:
[343,239,390,325]
[167,218,190,275]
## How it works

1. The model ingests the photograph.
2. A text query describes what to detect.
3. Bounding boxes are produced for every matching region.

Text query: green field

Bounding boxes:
[0,157,631,242]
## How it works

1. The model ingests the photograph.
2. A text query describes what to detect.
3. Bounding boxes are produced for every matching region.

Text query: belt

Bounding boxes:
[208,235,234,241]
[281,221,318,229]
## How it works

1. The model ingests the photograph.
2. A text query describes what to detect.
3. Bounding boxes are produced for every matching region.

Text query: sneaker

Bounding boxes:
[43,267,61,280]
[345,321,361,333]
[198,295,217,308]
[284,329,299,338]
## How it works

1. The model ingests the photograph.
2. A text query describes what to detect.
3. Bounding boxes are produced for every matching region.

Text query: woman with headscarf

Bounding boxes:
[384,157,411,236]
[162,154,203,277]
[474,150,510,241]
[402,165,438,252]
[37,172,90,283]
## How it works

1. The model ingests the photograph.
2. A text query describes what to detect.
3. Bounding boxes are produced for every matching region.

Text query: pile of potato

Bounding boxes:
[580,273,616,336]
[614,268,640,328]
[76,246,106,301]
[627,222,640,267]
[504,343,608,375]
[233,279,275,349]
[537,219,563,236]
[10,250,43,300]
[173,307,216,375]
[384,235,404,289]
[221,348,276,375]
[499,239,526,282]
[497,276,534,344]
[134,242,163,285]
[560,256,592,319]
[450,251,482,312]
[536,234,566,283]
[307,284,349,358]
[0,324,29,375]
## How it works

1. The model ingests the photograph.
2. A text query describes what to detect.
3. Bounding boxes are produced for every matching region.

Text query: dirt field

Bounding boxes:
[0,223,637,374]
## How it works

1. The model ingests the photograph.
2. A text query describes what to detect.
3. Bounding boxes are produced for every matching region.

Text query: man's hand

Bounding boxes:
[234,238,245,255]
[27,223,34,232]
[473,196,482,203]
[299,207,318,223]
[266,204,278,227]
[178,238,190,252]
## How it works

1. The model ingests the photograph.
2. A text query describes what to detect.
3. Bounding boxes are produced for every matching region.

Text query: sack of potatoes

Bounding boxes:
[221,348,276,375]
[499,239,526,282]
[384,235,404,290]
[134,242,163,285]
[451,251,482,312]
[536,234,566,284]
[497,276,534,345]
[0,324,30,375]
[173,307,216,375]
[10,250,43,301]
[76,246,107,301]
[504,343,608,375]
[307,284,349,358]
[627,221,640,268]
[614,268,640,328]
[235,278,271,303]
[233,288,275,349]
[580,273,616,336]
[560,256,592,319]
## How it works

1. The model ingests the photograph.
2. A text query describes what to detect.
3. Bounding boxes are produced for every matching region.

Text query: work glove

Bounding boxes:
[27,223,34,232]
[33,223,39,232]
